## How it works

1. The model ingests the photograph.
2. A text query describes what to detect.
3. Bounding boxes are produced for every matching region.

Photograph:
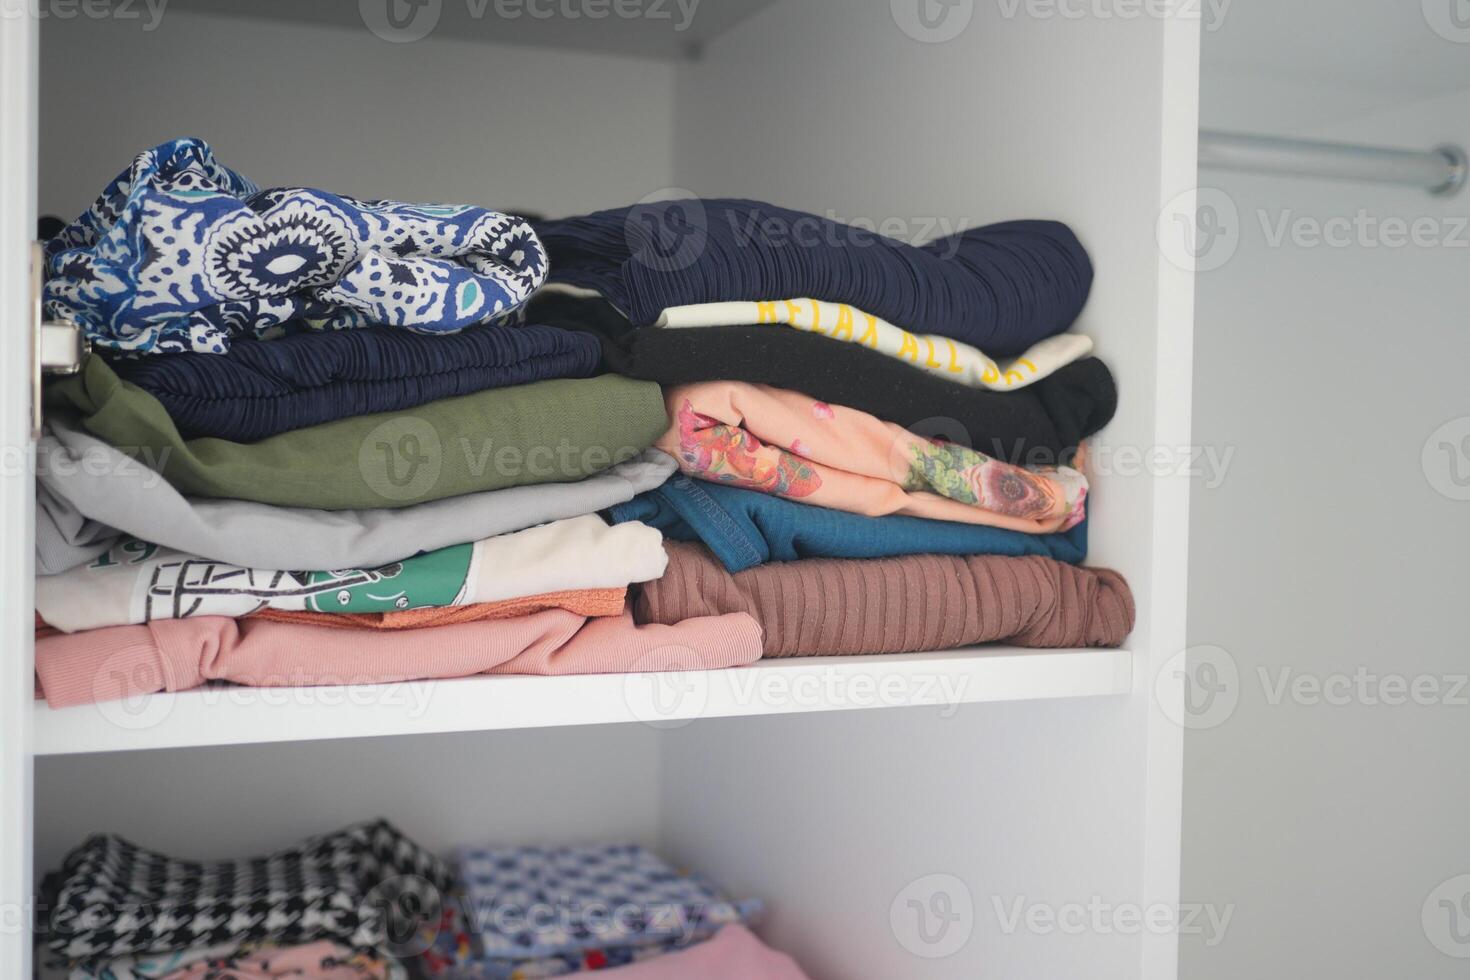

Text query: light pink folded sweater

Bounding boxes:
[34,609,763,709]
[600,925,810,980]
[635,542,1135,657]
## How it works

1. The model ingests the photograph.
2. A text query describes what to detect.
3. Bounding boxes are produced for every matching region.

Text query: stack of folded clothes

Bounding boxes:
[39,823,804,980]
[31,153,1128,977]
[33,155,1133,703]
[38,820,450,979]
[31,140,765,708]
[418,842,777,978]
[529,198,1135,656]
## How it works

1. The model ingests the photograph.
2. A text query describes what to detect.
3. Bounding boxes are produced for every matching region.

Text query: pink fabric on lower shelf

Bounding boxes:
[599,925,810,980]
[34,610,763,708]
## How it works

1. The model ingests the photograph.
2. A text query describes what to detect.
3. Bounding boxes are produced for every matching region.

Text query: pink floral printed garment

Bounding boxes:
[656,382,1087,534]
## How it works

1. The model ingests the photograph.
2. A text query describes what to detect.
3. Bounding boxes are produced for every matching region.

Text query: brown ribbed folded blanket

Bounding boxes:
[634,542,1134,657]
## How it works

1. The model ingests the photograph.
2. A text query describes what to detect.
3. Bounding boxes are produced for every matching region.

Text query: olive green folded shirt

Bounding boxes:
[48,357,670,510]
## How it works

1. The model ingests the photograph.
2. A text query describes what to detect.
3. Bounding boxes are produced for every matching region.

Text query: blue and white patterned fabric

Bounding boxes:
[44,138,548,354]
[452,843,759,962]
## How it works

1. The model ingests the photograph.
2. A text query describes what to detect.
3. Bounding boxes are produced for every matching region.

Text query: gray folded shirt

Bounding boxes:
[36,417,677,575]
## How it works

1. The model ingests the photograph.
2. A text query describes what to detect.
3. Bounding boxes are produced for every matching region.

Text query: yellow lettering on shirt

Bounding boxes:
[945,339,964,373]
[982,365,1001,384]
[859,314,880,347]
[832,304,855,341]
[923,338,943,369]
[756,301,777,324]
[897,331,920,362]
[808,299,826,335]
[1003,369,1025,385]
[784,301,804,330]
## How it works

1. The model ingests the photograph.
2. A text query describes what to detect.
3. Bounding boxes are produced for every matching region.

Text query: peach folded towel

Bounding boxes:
[656,381,1087,534]
[250,587,626,630]
[635,542,1134,657]
[600,925,810,979]
[35,608,763,708]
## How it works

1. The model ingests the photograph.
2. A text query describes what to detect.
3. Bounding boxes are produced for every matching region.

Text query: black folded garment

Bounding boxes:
[530,292,1115,466]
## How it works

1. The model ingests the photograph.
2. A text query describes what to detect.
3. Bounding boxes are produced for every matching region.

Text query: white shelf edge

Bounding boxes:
[32,646,1134,756]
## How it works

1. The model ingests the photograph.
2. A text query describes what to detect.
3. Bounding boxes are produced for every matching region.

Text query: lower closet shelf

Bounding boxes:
[32,646,1132,755]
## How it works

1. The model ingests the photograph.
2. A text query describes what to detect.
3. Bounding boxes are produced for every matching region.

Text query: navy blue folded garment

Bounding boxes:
[609,474,1087,573]
[535,199,1093,356]
[109,322,602,442]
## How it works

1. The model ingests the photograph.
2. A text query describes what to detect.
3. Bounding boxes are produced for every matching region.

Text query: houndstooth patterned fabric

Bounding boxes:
[44,819,452,961]
[451,843,758,962]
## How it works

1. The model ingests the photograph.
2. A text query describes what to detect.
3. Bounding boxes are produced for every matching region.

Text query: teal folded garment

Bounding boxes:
[608,475,1086,573]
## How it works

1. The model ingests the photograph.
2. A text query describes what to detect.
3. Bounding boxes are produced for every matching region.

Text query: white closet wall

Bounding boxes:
[34,726,667,873]
[39,12,677,217]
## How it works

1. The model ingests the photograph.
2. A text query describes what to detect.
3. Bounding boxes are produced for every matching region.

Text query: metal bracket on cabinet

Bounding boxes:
[31,241,88,440]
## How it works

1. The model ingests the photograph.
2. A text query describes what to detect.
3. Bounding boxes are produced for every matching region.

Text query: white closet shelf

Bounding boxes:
[32,646,1132,755]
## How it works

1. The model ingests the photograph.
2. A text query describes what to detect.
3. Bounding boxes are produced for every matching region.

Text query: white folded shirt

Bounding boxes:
[36,514,667,633]
[655,298,1092,390]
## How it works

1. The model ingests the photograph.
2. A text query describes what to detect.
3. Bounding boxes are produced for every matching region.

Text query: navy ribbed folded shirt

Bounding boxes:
[536,199,1093,356]
[110,322,602,442]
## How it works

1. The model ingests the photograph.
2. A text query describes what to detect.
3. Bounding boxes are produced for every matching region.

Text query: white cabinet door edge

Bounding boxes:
[0,10,38,980]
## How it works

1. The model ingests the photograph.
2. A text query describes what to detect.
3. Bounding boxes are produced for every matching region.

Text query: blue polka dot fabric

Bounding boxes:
[452,843,759,962]
[44,138,548,355]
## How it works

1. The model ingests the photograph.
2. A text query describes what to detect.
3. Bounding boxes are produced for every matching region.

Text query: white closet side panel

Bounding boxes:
[33,724,666,875]
[661,2,1197,978]
[39,12,678,218]
[1140,14,1199,980]
[0,12,37,980]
